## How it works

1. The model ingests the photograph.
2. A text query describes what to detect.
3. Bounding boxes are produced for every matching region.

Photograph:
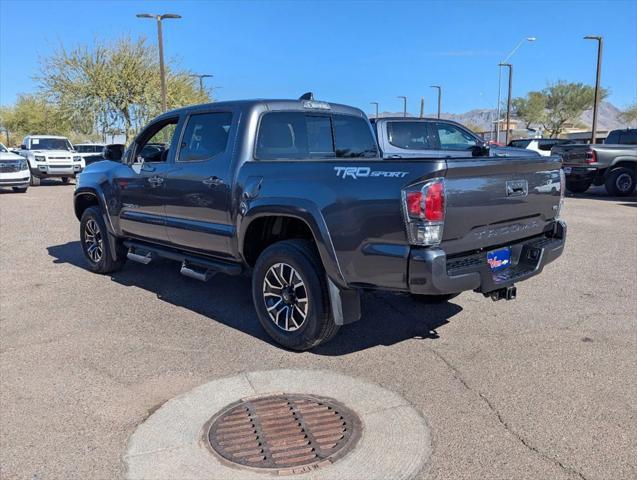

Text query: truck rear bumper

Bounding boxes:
[563,166,597,182]
[408,220,566,296]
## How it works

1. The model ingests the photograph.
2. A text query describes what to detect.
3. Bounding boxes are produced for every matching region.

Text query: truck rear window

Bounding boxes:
[256,112,377,160]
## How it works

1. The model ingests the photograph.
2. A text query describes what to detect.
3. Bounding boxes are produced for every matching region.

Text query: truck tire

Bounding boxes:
[565,179,591,194]
[80,206,126,274]
[30,175,41,186]
[252,239,339,351]
[61,177,70,184]
[605,168,636,196]
[12,187,28,193]
[411,293,460,303]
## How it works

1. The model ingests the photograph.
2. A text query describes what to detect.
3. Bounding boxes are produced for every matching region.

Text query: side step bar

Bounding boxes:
[123,240,242,278]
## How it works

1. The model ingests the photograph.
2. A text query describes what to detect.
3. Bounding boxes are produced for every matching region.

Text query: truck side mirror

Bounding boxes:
[471,144,490,157]
[103,144,124,161]
[20,144,26,150]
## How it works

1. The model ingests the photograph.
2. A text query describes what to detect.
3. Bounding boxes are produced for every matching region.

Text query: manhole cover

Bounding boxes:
[205,393,361,473]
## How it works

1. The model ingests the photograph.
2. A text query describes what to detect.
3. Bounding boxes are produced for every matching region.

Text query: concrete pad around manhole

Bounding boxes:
[124,369,431,480]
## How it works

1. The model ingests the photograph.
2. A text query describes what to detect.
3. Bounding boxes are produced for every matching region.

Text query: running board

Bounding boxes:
[127,250,153,264]
[180,262,215,282]
[123,240,242,276]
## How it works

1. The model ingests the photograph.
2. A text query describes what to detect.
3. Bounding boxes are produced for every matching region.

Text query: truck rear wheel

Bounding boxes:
[605,168,636,196]
[252,239,339,351]
[565,179,591,194]
[80,206,126,274]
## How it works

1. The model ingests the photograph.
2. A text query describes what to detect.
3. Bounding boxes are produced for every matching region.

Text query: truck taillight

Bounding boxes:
[585,149,597,164]
[402,178,445,246]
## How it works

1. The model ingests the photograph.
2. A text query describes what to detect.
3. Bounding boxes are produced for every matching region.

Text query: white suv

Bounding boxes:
[508,138,569,157]
[19,135,85,185]
[0,143,30,192]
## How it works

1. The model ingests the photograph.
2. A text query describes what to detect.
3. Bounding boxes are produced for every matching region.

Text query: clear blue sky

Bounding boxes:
[1,0,636,116]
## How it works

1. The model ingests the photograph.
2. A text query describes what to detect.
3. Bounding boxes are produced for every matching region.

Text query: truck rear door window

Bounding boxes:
[387,122,432,150]
[178,112,233,162]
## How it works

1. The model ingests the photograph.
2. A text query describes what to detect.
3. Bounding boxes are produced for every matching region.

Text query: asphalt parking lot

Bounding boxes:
[1,182,635,480]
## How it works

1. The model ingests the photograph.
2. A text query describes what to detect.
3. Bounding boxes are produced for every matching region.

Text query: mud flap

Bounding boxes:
[328,278,362,325]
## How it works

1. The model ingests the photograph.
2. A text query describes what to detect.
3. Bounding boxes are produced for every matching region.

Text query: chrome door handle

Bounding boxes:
[148,175,164,187]
[202,176,223,187]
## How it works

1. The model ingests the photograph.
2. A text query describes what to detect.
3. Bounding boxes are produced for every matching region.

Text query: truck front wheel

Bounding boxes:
[605,168,636,196]
[80,206,126,274]
[252,240,339,351]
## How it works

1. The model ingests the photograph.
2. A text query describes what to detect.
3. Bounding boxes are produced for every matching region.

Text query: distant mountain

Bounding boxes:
[369,101,629,133]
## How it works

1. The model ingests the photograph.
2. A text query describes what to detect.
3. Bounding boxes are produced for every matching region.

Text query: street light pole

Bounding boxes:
[499,63,513,145]
[584,35,603,145]
[430,85,441,119]
[370,102,379,119]
[496,37,535,142]
[137,13,182,112]
[397,96,407,117]
[189,74,213,95]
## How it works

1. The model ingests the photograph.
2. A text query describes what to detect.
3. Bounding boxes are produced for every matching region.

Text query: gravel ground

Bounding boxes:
[1,181,635,480]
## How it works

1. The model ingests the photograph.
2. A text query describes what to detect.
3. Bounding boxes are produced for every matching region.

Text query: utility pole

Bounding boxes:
[419,98,424,118]
[499,63,513,145]
[584,35,603,145]
[370,102,379,119]
[189,74,213,95]
[496,37,536,142]
[137,13,182,112]
[397,96,407,118]
[430,85,441,119]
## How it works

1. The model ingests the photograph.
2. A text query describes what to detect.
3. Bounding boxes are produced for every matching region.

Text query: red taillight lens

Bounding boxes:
[585,149,596,164]
[424,182,445,221]
[406,191,422,217]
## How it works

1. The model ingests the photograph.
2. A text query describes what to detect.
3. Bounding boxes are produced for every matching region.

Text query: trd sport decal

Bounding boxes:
[334,166,408,179]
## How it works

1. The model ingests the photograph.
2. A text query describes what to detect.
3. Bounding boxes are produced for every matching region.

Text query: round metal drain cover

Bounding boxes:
[205,393,361,473]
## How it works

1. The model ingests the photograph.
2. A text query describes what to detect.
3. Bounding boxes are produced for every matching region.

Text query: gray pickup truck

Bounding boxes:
[370,117,540,159]
[74,97,566,350]
[552,128,637,195]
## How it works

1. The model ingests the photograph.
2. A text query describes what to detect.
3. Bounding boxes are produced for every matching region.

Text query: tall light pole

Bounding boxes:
[584,35,603,145]
[189,74,213,95]
[397,96,407,117]
[136,13,182,112]
[499,63,513,145]
[496,37,535,142]
[430,85,441,119]
[370,102,379,119]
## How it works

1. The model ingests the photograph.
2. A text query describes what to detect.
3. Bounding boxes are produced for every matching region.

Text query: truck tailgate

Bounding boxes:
[442,156,562,255]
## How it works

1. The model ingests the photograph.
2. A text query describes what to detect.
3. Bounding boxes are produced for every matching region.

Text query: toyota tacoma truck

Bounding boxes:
[74,97,566,350]
[551,128,637,196]
[19,135,85,185]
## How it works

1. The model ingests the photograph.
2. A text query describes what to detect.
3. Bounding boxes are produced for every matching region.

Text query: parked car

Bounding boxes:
[551,128,637,195]
[74,97,566,350]
[74,143,106,165]
[19,135,85,185]
[370,117,540,158]
[508,138,570,156]
[0,143,30,192]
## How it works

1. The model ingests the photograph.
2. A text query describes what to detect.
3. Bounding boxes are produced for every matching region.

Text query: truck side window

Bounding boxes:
[387,122,432,150]
[435,123,477,150]
[332,114,378,158]
[136,118,178,163]
[178,112,233,162]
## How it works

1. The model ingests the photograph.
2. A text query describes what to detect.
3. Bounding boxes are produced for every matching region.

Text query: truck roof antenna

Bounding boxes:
[299,92,314,101]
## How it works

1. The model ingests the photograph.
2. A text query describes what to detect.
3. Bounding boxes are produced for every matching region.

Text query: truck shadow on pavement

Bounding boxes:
[47,241,462,355]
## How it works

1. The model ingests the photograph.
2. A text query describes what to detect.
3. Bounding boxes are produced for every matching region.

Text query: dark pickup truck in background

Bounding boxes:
[74,97,566,350]
[552,128,637,196]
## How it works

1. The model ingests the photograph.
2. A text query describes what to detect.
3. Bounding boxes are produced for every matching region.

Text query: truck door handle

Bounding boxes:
[147,175,164,187]
[202,176,223,187]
